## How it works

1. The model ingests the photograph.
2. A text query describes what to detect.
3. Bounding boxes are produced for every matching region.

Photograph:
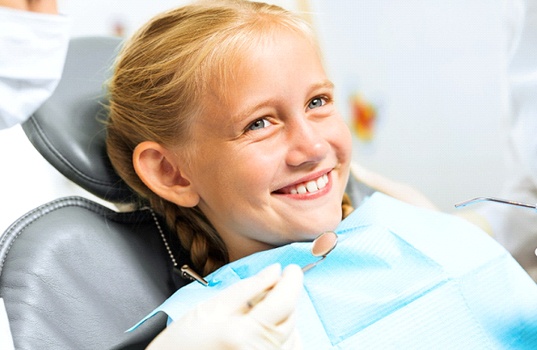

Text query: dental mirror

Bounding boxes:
[302,231,338,272]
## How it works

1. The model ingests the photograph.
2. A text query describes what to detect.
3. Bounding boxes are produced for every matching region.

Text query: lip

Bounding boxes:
[273,169,333,199]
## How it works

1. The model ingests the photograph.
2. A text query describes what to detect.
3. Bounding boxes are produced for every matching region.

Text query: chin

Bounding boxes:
[298,215,342,240]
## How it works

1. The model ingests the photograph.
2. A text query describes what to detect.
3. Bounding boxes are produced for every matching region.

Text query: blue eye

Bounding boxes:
[248,118,270,131]
[308,97,326,109]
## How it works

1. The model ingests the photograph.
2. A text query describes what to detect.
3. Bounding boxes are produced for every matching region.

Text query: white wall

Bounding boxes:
[58,0,189,37]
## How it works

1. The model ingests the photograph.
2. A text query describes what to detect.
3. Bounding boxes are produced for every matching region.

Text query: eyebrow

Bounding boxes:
[314,80,335,91]
[231,79,335,124]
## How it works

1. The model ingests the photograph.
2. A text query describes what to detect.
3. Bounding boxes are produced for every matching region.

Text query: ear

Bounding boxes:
[133,141,200,208]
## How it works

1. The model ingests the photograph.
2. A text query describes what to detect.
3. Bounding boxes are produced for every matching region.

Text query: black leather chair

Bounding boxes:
[0,37,187,350]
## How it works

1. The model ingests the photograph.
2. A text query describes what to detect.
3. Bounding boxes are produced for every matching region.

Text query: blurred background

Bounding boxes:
[0,0,508,231]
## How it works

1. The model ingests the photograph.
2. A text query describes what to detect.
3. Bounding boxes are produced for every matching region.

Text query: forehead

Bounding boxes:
[207,28,324,106]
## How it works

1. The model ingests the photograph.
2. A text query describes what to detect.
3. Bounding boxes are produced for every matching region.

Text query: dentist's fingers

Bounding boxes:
[248,264,304,326]
[247,312,302,350]
[202,263,283,314]
[27,0,58,14]
[0,0,27,10]
[0,0,58,13]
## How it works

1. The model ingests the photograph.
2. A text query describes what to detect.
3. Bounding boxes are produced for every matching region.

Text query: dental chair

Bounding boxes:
[0,37,188,349]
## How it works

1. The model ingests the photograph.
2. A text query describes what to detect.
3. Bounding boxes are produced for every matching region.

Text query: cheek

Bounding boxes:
[203,148,278,200]
[326,117,353,159]
[232,151,280,189]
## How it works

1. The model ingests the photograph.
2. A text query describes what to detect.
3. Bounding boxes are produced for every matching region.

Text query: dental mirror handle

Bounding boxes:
[301,256,326,273]
[455,197,537,210]
[246,260,323,309]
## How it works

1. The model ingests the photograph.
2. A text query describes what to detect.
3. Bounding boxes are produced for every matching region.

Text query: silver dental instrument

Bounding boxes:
[180,265,209,286]
[247,231,338,308]
[454,197,537,210]
[455,197,537,257]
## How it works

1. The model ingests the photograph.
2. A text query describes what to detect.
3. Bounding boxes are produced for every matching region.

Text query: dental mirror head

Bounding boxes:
[302,231,338,272]
[311,231,338,257]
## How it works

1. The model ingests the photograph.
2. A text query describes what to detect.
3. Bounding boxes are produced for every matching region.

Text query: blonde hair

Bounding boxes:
[107,0,345,275]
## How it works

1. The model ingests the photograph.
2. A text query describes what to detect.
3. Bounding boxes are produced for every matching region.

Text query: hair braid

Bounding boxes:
[342,192,354,219]
[148,196,228,276]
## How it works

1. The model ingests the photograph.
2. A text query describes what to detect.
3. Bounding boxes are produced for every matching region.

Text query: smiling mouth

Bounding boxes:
[275,173,329,195]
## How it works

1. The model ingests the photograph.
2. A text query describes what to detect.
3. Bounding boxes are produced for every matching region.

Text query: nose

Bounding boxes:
[285,118,329,167]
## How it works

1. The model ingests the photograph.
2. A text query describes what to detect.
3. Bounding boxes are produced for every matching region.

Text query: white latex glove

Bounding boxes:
[147,264,304,350]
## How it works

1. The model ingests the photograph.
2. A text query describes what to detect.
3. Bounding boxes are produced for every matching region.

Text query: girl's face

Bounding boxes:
[181,30,352,261]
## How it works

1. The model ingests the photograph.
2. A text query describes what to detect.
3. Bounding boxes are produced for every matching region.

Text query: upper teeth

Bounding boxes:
[290,174,329,194]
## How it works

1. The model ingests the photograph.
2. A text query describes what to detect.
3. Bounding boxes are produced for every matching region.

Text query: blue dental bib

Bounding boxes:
[132,193,537,348]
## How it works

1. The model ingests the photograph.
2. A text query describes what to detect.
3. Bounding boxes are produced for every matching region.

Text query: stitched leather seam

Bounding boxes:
[0,197,125,274]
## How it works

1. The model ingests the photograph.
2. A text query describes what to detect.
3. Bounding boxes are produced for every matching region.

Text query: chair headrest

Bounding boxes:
[22,36,136,203]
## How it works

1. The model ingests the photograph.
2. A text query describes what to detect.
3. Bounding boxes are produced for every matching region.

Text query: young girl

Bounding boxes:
[107,0,342,346]
[107,0,537,348]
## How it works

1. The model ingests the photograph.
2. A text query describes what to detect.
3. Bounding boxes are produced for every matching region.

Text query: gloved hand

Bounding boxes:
[147,263,304,349]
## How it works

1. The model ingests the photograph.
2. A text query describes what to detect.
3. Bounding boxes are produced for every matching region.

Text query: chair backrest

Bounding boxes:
[22,36,134,204]
[0,37,186,349]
